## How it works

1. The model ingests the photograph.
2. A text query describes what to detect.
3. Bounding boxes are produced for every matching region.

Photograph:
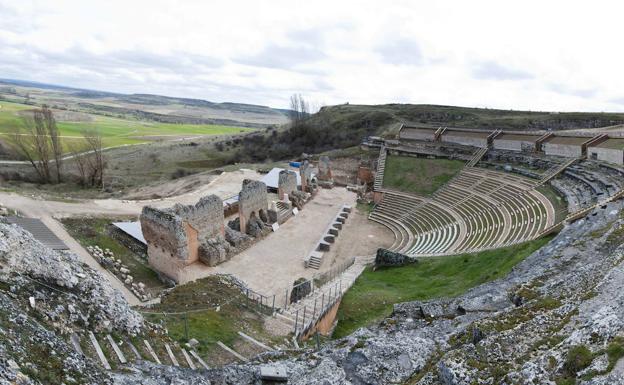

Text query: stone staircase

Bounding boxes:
[466,147,488,167]
[73,328,277,371]
[306,251,323,269]
[374,146,387,191]
[538,157,579,186]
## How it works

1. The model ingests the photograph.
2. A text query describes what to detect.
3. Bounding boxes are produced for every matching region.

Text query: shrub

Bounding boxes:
[562,345,593,377]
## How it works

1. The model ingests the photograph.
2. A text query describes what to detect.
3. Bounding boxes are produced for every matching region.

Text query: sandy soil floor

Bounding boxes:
[177,188,393,305]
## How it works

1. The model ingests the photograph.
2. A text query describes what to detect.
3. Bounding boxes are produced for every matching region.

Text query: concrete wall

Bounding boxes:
[543,143,583,157]
[399,128,435,141]
[442,133,488,147]
[588,147,624,165]
[493,139,536,152]
[278,170,298,200]
[301,300,342,340]
[239,180,268,233]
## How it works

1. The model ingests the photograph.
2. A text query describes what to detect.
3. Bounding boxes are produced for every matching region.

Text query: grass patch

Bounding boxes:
[61,216,164,295]
[537,185,569,223]
[382,155,464,196]
[333,235,554,338]
[143,276,279,360]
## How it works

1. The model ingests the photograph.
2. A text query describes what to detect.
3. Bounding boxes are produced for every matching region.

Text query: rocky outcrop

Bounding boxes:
[0,223,145,384]
[0,224,143,335]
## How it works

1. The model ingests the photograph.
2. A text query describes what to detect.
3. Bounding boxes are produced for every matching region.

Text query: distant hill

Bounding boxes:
[0,78,290,128]
[226,103,624,163]
[314,103,624,134]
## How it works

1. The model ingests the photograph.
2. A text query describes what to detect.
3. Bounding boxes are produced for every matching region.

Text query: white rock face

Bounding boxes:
[0,223,144,334]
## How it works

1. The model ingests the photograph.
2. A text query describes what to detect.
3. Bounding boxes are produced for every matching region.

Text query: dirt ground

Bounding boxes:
[196,188,393,305]
[0,165,394,308]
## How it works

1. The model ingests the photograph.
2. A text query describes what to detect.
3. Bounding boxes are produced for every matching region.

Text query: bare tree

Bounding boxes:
[68,142,88,186]
[10,105,62,183]
[44,107,63,183]
[82,128,105,188]
[289,94,309,125]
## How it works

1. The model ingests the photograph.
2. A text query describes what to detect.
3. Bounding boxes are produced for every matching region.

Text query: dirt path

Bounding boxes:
[0,169,261,306]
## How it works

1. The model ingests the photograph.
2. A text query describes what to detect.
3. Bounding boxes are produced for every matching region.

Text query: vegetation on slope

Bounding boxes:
[61,216,164,295]
[222,102,624,164]
[0,100,253,153]
[382,155,464,196]
[333,235,555,338]
[142,276,280,366]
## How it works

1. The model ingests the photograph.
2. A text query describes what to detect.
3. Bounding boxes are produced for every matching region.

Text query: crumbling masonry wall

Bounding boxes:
[140,195,225,282]
[278,170,298,200]
[238,180,268,234]
[317,155,332,181]
[300,160,315,193]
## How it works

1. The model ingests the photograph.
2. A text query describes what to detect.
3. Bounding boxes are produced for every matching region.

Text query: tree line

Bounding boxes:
[10,105,105,187]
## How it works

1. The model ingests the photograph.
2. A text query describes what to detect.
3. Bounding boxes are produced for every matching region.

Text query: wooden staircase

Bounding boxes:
[374,146,387,191]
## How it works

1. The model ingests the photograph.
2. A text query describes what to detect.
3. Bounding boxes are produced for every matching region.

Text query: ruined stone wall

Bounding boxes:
[140,206,190,261]
[317,155,332,181]
[442,133,488,148]
[278,170,298,200]
[140,194,225,282]
[170,195,225,239]
[238,180,268,234]
[300,160,313,192]
[399,128,436,141]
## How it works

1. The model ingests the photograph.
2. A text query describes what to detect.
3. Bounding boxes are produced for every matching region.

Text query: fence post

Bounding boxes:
[321,293,325,311]
[294,309,299,334]
[302,306,307,332]
[329,287,332,303]
[184,312,189,341]
[272,295,276,314]
[285,288,289,310]
[313,298,317,318]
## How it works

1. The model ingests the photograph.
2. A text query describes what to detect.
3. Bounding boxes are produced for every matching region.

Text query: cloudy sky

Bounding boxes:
[1,0,623,111]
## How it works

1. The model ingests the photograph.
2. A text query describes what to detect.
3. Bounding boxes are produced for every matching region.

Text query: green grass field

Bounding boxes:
[333,235,554,338]
[0,100,253,151]
[383,155,465,196]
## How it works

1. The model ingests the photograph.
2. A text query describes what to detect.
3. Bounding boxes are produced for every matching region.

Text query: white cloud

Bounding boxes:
[1,0,624,112]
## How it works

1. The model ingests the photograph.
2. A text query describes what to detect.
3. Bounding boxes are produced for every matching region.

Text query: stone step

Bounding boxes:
[217,341,248,362]
[238,331,274,351]
[89,332,111,370]
[70,333,83,356]
[165,343,179,366]
[125,339,142,361]
[181,348,196,369]
[143,340,162,364]
[190,349,210,370]
[106,334,127,364]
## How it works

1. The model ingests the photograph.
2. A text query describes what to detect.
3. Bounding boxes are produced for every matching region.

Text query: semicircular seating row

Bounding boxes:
[370,168,556,256]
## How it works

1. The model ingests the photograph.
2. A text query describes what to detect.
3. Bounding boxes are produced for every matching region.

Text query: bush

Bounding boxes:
[171,168,193,179]
[562,345,593,377]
